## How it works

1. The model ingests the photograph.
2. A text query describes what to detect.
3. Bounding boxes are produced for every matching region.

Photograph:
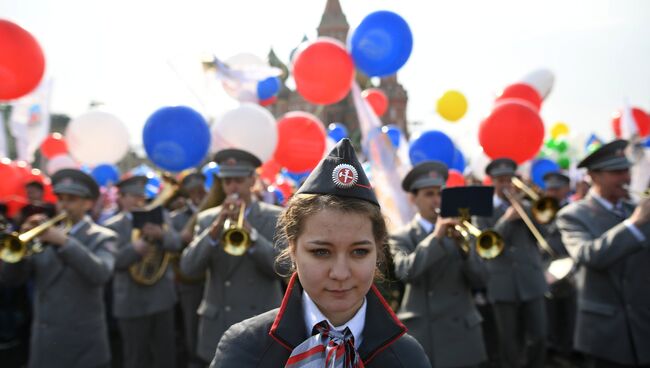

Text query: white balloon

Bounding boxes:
[521,69,555,99]
[211,103,278,162]
[65,111,130,165]
[468,148,491,181]
[46,154,78,175]
[323,137,336,158]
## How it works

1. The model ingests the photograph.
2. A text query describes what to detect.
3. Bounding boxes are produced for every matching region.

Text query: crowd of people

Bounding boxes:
[0,137,649,368]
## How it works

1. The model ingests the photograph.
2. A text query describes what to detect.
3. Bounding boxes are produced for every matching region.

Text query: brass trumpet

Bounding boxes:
[0,213,68,263]
[454,220,504,260]
[511,177,559,224]
[222,199,250,256]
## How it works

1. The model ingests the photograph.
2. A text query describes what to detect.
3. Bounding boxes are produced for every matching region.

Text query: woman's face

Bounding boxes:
[292,208,378,326]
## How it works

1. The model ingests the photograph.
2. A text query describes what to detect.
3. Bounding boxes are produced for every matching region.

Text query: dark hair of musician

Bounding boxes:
[275,193,388,279]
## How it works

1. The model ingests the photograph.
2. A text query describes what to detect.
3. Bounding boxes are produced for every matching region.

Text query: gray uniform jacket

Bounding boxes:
[556,193,650,365]
[474,203,549,302]
[210,274,431,368]
[0,216,116,368]
[180,200,284,361]
[390,218,488,367]
[104,211,181,319]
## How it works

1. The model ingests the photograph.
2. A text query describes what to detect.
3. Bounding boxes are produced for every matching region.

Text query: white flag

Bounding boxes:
[351,82,414,231]
[620,98,639,140]
[10,78,53,162]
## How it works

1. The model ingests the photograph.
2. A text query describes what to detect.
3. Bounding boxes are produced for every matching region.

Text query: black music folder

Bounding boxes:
[440,186,494,218]
[131,206,164,229]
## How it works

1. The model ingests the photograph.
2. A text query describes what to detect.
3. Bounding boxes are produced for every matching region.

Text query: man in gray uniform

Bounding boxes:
[0,169,116,368]
[180,148,284,364]
[474,158,548,368]
[390,161,488,368]
[170,171,207,368]
[556,139,650,368]
[104,175,181,368]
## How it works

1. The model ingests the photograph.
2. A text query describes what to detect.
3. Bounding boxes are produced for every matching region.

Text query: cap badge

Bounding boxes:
[332,164,358,189]
[224,158,237,166]
[429,171,438,179]
[60,177,74,185]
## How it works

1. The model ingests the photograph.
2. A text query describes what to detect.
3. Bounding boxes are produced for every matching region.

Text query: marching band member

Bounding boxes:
[180,149,284,365]
[211,139,431,367]
[557,140,650,368]
[104,175,181,368]
[0,169,116,368]
[474,158,548,368]
[390,161,488,368]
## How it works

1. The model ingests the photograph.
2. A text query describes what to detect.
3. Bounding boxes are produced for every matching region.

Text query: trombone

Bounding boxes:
[0,213,68,263]
[452,209,504,259]
[502,189,557,258]
[511,177,559,224]
[221,197,250,256]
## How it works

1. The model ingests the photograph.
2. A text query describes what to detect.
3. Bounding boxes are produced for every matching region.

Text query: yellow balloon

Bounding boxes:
[550,122,569,139]
[436,90,468,122]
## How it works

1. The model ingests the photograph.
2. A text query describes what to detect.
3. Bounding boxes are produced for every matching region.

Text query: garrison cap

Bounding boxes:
[52,169,100,199]
[296,138,378,206]
[577,139,631,171]
[543,172,570,189]
[213,149,261,178]
[401,161,449,192]
[485,158,517,178]
[116,175,148,196]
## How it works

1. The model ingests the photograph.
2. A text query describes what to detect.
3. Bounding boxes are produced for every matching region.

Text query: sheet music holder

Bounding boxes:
[440,186,494,218]
[131,206,164,229]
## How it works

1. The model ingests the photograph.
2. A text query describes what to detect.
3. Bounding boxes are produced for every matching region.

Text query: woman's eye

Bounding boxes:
[352,248,369,257]
[311,249,330,257]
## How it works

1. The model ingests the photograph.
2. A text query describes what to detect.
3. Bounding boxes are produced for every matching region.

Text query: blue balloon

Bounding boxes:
[349,11,413,77]
[451,147,466,172]
[327,123,348,142]
[131,164,155,177]
[201,162,220,190]
[381,124,401,148]
[531,158,560,189]
[91,164,120,187]
[80,164,93,174]
[645,137,650,148]
[257,76,281,100]
[409,130,455,167]
[143,106,211,172]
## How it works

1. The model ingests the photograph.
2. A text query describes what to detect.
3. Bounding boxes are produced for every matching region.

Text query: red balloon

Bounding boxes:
[0,158,21,198]
[362,88,388,116]
[259,158,282,184]
[611,107,650,138]
[273,112,327,172]
[0,20,45,100]
[292,37,354,105]
[496,83,542,112]
[40,133,69,158]
[483,176,493,186]
[479,101,545,164]
[446,169,466,187]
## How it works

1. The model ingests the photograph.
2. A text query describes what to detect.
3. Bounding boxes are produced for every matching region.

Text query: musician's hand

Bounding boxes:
[39,227,67,247]
[432,217,461,239]
[208,211,228,241]
[208,196,242,240]
[503,206,521,221]
[629,197,650,226]
[141,223,164,242]
[133,238,150,256]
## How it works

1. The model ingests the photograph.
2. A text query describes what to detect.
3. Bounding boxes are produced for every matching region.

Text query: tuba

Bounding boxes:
[128,175,178,286]
[0,213,68,263]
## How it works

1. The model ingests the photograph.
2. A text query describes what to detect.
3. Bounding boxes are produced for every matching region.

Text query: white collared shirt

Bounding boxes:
[302,290,366,348]
[591,190,646,243]
[493,194,507,210]
[67,215,88,236]
[415,213,434,234]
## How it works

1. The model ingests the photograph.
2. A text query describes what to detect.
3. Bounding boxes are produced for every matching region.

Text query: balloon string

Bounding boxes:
[165,59,209,116]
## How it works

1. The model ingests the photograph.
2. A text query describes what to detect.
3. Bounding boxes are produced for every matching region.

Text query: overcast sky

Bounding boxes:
[2,0,649,156]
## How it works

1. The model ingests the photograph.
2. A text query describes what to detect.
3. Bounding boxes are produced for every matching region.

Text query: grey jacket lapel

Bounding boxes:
[41,218,91,289]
